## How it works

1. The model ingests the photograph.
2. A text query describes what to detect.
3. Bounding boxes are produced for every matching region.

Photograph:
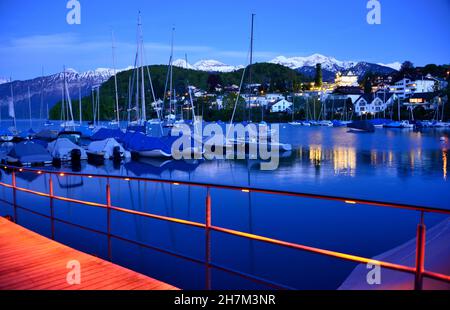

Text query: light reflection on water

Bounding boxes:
[0,120,449,289]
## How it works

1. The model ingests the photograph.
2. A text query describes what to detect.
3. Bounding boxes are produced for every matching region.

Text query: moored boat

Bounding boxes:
[4,141,53,166]
[347,120,375,133]
[47,138,87,162]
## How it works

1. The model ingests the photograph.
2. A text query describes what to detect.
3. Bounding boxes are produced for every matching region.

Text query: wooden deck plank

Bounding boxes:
[0,217,179,290]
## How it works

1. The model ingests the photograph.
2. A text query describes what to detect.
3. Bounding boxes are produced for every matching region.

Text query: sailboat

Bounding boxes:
[226,14,291,152]
[162,27,177,129]
[1,79,17,142]
[39,69,54,127]
[59,67,79,130]
[108,31,121,128]
[123,12,179,158]
[289,101,303,126]
[19,86,36,140]
[384,97,414,128]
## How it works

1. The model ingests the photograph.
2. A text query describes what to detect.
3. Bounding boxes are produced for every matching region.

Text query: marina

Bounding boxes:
[0,120,449,289]
[0,1,449,299]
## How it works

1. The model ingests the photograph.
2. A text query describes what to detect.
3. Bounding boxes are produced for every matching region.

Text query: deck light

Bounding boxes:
[124,178,131,181]
[173,182,180,186]
[88,176,93,178]
[37,171,42,174]
[59,173,65,177]
[345,200,357,205]
[242,189,250,193]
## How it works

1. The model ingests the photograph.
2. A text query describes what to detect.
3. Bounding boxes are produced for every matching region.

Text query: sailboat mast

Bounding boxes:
[138,12,146,122]
[62,68,66,126]
[28,86,32,128]
[169,27,175,122]
[112,31,120,125]
[248,13,255,122]
[10,79,16,131]
[79,86,82,124]
[40,67,44,121]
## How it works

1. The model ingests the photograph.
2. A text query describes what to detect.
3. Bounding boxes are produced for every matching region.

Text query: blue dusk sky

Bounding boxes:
[0,0,449,80]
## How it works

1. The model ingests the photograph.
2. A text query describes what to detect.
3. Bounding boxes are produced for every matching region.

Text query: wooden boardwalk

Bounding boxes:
[0,217,178,290]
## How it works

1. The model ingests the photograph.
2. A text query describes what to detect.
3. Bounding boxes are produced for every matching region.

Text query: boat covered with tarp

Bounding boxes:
[347,120,375,132]
[4,141,53,166]
[47,138,87,161]
[122,132,178,158]
[87,138,131,160]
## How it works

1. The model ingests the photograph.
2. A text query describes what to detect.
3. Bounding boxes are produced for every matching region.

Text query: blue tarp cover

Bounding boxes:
[91,128,124,141]
[122,132,179,154]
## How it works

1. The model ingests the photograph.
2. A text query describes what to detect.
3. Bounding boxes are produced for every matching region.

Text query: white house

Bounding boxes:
[354,93,397,116]
[270,99,292,113]
[389,78,435,99]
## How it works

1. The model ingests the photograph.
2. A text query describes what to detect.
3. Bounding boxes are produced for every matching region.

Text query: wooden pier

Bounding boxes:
[0,217,178,290]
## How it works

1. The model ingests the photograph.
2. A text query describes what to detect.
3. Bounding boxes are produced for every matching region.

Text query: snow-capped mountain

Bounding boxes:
[172,59,243,73]
[0,77,9,85]
[194,60,243,73]
[0,67,126,119]
[269,54,358,71]
[172,59,195,70]
[269,54,398,82]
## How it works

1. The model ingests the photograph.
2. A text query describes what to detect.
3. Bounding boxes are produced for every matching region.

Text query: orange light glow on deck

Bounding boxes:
[345,200,357,205]
[37,171,42,174]
[88,176,93,178]
[242,189,250,193]
[19,169,23,172]
[124,178,131,181]
[59,173,65,177]
[173,182,180,186]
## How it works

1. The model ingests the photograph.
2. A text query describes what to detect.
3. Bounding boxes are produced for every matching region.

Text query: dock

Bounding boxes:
[0,217,178,290]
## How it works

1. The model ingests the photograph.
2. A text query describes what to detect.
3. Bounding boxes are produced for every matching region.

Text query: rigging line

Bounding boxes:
[226,25,253,140]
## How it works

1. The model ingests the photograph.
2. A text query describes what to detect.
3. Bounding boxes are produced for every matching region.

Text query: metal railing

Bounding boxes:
[0,164,449,290]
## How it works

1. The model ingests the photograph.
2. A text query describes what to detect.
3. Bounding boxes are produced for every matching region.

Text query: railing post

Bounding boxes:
[12,169,17,223]
[414,212,426,290]
[49,175,55,240]
[205,187,212,290]
[106,178,112,261]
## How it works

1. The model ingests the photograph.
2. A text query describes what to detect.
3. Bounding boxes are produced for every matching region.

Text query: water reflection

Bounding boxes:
[443,150,448,180]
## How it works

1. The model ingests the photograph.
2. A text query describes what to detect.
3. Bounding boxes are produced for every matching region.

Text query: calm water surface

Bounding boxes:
[0,120,448,289]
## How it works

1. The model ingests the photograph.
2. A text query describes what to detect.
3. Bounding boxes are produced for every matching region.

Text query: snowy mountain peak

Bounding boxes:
[269,54,358,71]
[65,68,79,74]
[172,59,195,70]
[172,59,242,73]
[0,77,9,85]
[193,59,243,73]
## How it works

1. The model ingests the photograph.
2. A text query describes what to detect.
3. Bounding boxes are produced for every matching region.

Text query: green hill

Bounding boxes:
[50,63,309,121]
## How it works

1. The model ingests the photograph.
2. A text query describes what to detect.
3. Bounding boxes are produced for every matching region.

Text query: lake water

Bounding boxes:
[0,120,448,289]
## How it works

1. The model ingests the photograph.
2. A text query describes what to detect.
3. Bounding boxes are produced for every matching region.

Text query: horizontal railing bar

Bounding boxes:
[3,183,108,208]
[2,165,449,215]
[0,198,291,290]
[111,233,292,290]
[1,180,449,284]
[210,226,417,274]
[3,169,450,287]
[423,270,450,283]
[110,206,206,228]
